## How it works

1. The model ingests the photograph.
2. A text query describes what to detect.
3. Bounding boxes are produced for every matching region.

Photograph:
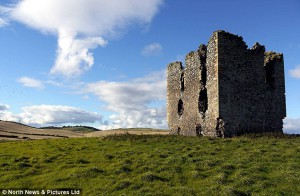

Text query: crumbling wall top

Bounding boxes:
[251,42,265,52]
[167,61,183,71]
[265,51,284,63]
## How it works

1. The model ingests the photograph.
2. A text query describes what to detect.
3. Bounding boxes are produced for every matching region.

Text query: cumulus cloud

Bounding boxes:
[2,0,164,77]
[142,43,162,56]
[0,104,9,111]
[283,118,300,134]
[0,111,20,123]
[19,105,102,126]
[83,70,167,129]
[289,65,300,79]
[17,76,44,90]
[102,107,167,130]
[0,104,21,122]
[50,32,107,77]
[0,104,102,126]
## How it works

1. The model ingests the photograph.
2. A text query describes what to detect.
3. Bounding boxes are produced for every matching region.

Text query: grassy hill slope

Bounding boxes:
[0,120,83,140]
[0,134,299,195]
[0,120,169,141]
[41,125,101,133]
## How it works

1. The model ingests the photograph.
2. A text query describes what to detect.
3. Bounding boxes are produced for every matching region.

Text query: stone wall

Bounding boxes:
[167,61,183,134]
[167,30,286,137]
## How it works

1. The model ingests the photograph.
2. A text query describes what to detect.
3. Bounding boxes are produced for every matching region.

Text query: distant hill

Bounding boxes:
[40,125,101,133]
[0,120,169,141]
[0,120,83,141]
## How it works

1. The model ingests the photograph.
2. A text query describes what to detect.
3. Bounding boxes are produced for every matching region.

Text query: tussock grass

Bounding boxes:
[0,134,299,195]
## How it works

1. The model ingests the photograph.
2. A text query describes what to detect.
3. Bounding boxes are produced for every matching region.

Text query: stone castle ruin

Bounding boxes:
[167,30,286,137]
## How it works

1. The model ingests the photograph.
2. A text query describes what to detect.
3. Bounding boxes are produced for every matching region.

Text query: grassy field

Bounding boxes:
[0,134,299,195]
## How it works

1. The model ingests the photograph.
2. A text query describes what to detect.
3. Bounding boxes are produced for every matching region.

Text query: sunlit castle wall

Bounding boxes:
[167,30,286,137]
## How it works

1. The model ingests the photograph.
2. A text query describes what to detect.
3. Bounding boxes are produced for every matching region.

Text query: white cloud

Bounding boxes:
[283,118,300,134]
[0,103,21,122]
[0,104,9,111]
[18,77,44,90]
[19,105,102,126]
[142,43,162,56]
[50,32,107,77]
[0,5,10,27]
[0,104,102,126]
[101,107,167,130]
[83,70,167,129]
[0,113,20,123]
[4,0,164,77]
[45,80,64,87]
[0,18,8,27]
[289,65,300,79]
[82,95,90,100]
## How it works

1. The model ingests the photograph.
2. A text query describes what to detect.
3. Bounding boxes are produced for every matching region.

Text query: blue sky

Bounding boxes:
[0,0,299,133]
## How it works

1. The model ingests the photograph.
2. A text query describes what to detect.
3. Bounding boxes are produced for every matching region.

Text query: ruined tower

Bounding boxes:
[167,30,286,137]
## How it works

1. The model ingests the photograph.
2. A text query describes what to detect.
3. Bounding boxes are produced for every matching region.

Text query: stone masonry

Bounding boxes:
[167,30,286,137]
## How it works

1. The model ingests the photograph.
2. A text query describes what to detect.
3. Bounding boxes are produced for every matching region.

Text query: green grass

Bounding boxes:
[0,134,299,195]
